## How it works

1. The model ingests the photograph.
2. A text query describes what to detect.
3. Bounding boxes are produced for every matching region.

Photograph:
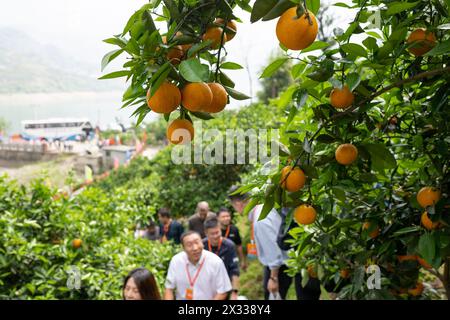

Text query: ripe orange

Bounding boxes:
[335,143,358,165]
[162,36,184,65]
[147,82,181,114]
[202,27,227,49]
[397,255,418,263]
[203,83,228,113]
[417,256,432,270]
[362,222,380,239]
[294,204,317,225]
[408,282,424,297]
[280,166,306,192]
[72,239,82,249]
[407,29,437,56]
[421,212,438,230]
[307,264,318,278]
[215,18,237,41]
[181,82,213,112]
[276,8,318,50]
[340,269,350,279]
[330,85,355,109]
[417,187,441,208]
[166,119,195,145]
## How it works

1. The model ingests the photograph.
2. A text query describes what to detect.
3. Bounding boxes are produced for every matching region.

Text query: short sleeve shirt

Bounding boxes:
[165,250,232,300]
[221,224,242,246]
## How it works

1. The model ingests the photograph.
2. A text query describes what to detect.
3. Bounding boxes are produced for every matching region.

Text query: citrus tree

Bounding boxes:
[102,0,449,299]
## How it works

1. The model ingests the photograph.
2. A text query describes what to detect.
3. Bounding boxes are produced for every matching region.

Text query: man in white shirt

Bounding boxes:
[164,230,232,300]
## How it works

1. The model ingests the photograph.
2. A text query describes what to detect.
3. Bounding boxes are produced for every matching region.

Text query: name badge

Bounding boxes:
[185,287,194,300]
[247,242,257,259]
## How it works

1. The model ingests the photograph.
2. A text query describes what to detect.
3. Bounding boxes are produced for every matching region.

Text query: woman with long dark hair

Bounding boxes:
[122,268,161,300]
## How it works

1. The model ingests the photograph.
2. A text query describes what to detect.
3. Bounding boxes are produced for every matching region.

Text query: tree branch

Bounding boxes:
[332,66,450,120]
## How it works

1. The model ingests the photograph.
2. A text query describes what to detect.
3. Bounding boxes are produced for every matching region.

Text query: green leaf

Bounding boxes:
[190,111,215,120]
[362,37,378,51]
[98,70,130,80]
[392,226,421,237]
[101,49,124,72]
[301,41,330,53]
[293,89,308,110]
[333,2,351,8]
[220,62,243,70]
[223,86,251,100]
[251,0,278,23]
[307,59,334,82]
[418,233,435,263]
[291,63,307,79]
[316,134,336,143]
[103,37,127,48]
[363,143,397,171]
[179,59,210,82]
[258,195,274,221]
[385,1,420,15]
[262,0,296,21]
[243,198,259,217]
[305,0,321,15]
[346,72,361,91]
[424,39,450,56]
[260,58,289,79]
[341,43,368,58]
[149,62,171,97]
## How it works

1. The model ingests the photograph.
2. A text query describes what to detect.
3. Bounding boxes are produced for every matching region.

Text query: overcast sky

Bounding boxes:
[0,0,353,107]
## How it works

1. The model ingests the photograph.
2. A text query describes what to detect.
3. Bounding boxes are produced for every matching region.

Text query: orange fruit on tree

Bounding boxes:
[397,255,418,263]
[307,264,318,278]
[330,85,355,109]
[417,256,432,270]
[335,143,358,165]
[202,27,227,49]
[362,222,380,239]
[72,239,82,249]
[417,187,441,208]
[340,268,350,279]
[203,83,228,113]
[407,28,437,56]
[280,166,306,192]
[408,282,424,297]
[421,211,439,230]
[294,204,317,225]
[147,81,181,114]
[166,119,194,145]
[181,82,213,112]
[215,18,237,41]
[162,36,184,65]
[276,8,318,50]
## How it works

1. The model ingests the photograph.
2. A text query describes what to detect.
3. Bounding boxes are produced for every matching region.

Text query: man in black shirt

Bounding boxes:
[217,207,247,271]
[158,208,184,244]
[203,218,240,300]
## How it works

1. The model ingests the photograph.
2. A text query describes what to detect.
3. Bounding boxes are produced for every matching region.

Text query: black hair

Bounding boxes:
[204,217,220,230]
[158,208,171,218]
[217,207,231,216]
[122,268,161,300]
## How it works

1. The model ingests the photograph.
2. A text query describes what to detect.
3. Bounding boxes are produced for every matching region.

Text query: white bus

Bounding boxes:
[21,118,94,141]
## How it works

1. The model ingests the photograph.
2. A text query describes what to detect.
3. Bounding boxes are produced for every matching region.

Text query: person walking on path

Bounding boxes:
[188,201,216,238]
[164,231,232,300]
[203,218,240,300]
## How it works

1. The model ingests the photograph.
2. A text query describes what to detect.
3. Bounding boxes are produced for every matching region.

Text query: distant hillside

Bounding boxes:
[0,28,122,93]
